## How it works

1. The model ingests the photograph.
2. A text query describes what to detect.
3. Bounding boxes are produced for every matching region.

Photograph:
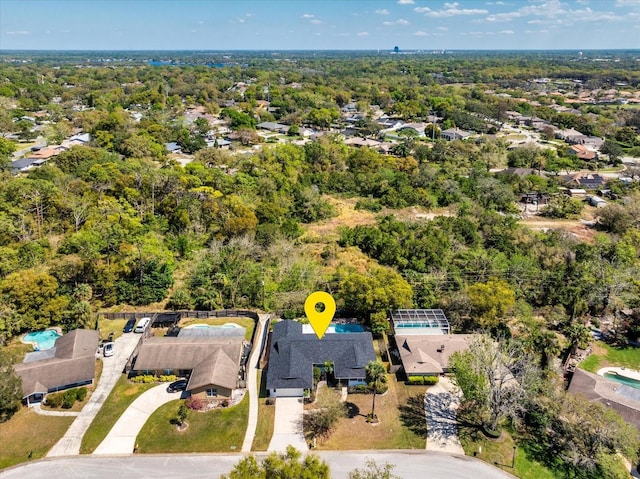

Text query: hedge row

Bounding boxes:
[130,374,178,383]
[407,375,439,385]
[45,387,88,409]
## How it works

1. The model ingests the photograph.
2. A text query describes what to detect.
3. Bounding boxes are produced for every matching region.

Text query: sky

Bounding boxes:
[1,0,639,51]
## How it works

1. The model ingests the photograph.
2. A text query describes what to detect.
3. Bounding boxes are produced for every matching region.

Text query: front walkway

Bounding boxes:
[241,314,269,452]
[47,332,140,457]
[267,397,308,452]
[425,377,465,455]
[93,383,182,455]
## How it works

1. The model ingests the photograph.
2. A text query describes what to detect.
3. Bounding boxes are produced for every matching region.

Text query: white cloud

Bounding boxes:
[311,19,322,24]
[417,2,488,17]
[500,30,515,34]
[302,14,314,18]
[357,31,369,36]
[375,9,390,15]
[414,30,428,36]
[437,26,449,31]
[397,0,414,4]
[616,0,640,5]
[383,19,410,25]
[6,30,29,35]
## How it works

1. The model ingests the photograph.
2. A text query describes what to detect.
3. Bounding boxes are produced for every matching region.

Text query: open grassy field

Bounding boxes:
[137,393,249,453]
[251,369,275,451]
[314,376,424,450]
[0,408,74,470]
[80,375,155,454]
[579,340,640,373]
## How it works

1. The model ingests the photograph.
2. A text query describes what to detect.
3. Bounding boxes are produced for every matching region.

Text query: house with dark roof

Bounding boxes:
[131,335,245,400]
[266,320,376,397]
[14,329,99,406]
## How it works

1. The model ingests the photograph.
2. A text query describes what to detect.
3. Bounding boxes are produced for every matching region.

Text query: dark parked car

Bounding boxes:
[123,319,136,333]
[167,379,188,393]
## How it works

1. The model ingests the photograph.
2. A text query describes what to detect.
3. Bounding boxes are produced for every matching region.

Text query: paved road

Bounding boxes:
[268,397,308,452]
[0,451,516,479]
[240,314,269,452]
[47,332,141,457]
[94,383,182,455]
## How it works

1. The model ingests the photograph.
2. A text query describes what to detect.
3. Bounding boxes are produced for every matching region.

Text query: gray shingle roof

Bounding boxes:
[14,329,99,398]
[266,320,376,391]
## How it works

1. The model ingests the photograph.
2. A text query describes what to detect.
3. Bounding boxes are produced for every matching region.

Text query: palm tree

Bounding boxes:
[323,360,334,383]
[366,361,387,421]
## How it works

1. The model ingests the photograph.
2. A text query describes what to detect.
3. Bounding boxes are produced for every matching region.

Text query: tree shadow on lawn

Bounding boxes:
[400,393,483,439]
[344,402,360,419]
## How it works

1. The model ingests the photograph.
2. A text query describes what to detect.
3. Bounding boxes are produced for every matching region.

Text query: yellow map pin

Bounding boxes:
[305,291,336,340]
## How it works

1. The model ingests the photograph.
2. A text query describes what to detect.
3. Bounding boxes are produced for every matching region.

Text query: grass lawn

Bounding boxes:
[579,340,640,373]
[0,408,74,470]
[80,375,155,454]
[3,339,33,363]
[179,317,256,341]
[252,369,275,451]
[314,376,424,450]
[459,428,558,479]
[137,393,249,453]
[98,318,127,342]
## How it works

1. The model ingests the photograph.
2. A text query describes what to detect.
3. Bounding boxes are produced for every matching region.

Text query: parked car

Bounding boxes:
[103,342,115,357]
[123,318,136,333]
[167,379,188,393]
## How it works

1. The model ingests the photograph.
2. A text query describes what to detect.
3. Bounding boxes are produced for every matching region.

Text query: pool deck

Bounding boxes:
[598,366,640,382]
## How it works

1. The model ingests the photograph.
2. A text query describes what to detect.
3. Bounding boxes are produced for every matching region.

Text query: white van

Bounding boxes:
[134,317,151,333]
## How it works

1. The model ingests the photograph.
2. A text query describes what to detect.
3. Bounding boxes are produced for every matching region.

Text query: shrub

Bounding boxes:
[265,398,275,406]
[62,390,77,409]
[347,384,388,394]
[45,392,63,408]
[75,387,88,401]
[159,375,178,383]
[424,376,439,385]
[131,374,158,383]
[407,375,440,385]
[185,396,205,411]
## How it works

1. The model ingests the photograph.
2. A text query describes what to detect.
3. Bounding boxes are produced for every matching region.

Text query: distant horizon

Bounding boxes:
[2,1,639,51]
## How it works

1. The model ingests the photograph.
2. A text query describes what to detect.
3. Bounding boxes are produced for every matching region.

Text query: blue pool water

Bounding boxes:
[604,372,640,390]
[332,324,365,333]
[23,330,62,350]
[396,323,440,329]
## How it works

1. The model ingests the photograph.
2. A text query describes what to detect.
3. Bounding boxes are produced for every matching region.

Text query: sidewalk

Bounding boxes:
[47,332,140,457]
[241,314,269,452]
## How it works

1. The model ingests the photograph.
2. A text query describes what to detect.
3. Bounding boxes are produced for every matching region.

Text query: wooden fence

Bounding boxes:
[99,309,260,321]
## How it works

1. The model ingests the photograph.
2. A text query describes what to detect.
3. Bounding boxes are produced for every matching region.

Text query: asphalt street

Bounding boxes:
[0,451,516,479]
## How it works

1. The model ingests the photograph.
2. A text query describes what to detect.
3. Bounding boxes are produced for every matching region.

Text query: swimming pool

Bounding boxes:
[604,372,640,390]
[183,323,241,329]
[22,329,62,350]
[302,323,365,334]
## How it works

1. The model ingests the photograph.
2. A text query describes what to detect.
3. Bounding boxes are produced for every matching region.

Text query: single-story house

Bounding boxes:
[563,173,606,190]
[569,144,598,161]
[266,320,376,397]
[256,122,290,134]
[396,334,479,377]
[441,128,471,141]
[131,336,245,400]
[14,329,99,406]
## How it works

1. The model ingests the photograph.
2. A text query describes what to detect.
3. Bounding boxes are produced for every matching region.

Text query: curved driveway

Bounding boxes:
[93,384,182,455]
[47,332,140,457]
[0,451,516,479]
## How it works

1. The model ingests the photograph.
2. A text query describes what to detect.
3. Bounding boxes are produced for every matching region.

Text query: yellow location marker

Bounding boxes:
[305,291,336,340]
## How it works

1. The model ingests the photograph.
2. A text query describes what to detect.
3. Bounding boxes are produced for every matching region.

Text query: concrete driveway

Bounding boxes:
[425,377,465,455]
[267,397,308,452]
[93,384,182,455]
[47,332,141,457]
